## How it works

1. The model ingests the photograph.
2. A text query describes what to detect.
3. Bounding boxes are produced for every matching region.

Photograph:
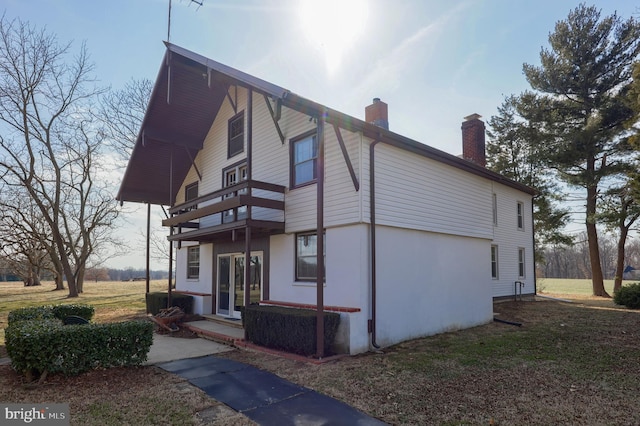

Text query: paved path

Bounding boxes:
[158,355,388,426]
[145,333,232,365]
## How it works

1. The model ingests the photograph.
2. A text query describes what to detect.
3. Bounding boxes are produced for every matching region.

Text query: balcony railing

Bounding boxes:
[163,180,285,240]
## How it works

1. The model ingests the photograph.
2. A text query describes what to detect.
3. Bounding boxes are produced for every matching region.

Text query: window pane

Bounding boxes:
[295,160,315,185]
[297,234,317,256]
[297,257,317,279]
[295,137,315,162]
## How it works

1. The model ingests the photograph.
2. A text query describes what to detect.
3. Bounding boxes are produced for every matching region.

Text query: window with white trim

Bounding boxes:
[187,246,200,279]
[492,193,498,226]
[295,231,325,281]
[517,201,524,230]
[223,162,247,223]
[518,247,525,278]
[491,245,499,279]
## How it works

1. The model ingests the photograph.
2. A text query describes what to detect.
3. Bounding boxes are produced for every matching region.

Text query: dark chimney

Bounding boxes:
[365,98,389,130]
[461,113,486,167]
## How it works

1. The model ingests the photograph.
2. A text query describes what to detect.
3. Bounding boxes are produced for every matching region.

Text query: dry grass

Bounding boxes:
[2,280,640,425]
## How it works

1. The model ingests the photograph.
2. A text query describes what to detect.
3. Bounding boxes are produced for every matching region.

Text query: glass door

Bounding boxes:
[217,252,262,319]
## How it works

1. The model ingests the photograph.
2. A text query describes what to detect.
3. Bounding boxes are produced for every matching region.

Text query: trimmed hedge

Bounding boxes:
[614,283,640,309]
[5,306,153,379]
[145,292,193,315]
[243,305,340,357]
[8,304,94,326]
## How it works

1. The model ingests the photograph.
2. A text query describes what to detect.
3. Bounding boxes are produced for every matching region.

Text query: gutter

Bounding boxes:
[369,139,381,349]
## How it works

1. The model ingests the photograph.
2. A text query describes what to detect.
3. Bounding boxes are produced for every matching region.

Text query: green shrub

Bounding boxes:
[5,315,153,379]
[243,305,340,357]
[614,283,640,309]
[145,292,193,315]
[7,306,56,325]
[8,304,94,326]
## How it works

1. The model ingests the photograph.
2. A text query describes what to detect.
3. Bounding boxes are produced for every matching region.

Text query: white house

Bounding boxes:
[117,43,535,355]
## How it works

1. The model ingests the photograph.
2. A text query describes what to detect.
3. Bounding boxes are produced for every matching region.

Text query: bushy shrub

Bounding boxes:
[146,292,193,315]
[5,305,153,379]
[614,283,640,309]
[243,305,340,357]
[8,304,94,326]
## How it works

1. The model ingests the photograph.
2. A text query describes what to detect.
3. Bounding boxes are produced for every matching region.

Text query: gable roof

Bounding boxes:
[117,43,534,205]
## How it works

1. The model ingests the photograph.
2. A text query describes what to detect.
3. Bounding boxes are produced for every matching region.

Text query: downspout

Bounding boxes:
[369,139,380,349]
[531,196,537,295]
[168,146,174,308]
[146,202,151,297]
[316,110,326,359]
[244,88,253,341]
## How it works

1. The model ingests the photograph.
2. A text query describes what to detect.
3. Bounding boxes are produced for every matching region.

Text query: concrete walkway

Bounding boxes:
[145,333,233,365]
[158,355,388,426]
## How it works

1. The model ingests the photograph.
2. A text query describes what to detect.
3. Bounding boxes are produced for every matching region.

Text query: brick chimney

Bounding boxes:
[365,98,389,130]
[461,113,486,167]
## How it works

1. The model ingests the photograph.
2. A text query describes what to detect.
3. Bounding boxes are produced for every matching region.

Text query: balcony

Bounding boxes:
[163,180,285,242]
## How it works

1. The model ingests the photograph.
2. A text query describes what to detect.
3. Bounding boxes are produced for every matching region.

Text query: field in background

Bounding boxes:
[537,278,635,297]
[0,280,169,346]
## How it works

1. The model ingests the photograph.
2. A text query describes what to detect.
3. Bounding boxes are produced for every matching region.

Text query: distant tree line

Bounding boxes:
[540,233,640,280]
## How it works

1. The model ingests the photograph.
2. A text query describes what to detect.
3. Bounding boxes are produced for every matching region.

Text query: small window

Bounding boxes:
[491,245,499,279]
[187,246,200,279]
[185,182,198,202]
[518,248,525,278]
[517,202,524,230]
[290,131,317,188]
[295,231,325,281]
[492,193,498,226]
[228,111,244,158]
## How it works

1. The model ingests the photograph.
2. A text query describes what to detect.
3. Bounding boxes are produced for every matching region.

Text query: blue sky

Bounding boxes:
[2,0,637,269]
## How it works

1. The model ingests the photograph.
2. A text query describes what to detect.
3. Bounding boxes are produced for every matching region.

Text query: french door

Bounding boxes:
[217,252,262,319]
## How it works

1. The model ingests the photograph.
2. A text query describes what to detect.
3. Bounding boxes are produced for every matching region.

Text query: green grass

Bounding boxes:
[0,280,169,346]
[536,277,637,296]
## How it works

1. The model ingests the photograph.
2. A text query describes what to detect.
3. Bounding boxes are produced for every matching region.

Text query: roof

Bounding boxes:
[117,43,535,205]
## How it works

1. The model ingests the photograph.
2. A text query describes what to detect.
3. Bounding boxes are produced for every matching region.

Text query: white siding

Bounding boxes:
[371,142,493,240]
[491,183,535,298]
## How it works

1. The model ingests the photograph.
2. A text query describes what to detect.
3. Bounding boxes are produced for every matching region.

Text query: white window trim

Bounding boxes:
[187,246,200,280]
[491,245,499,280]
[518,247,526,278]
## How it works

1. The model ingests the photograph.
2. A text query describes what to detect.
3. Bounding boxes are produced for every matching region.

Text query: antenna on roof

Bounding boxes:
[167,0,204,42]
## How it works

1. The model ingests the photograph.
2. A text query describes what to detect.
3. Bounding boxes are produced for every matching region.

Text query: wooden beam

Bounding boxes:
[263,95,285,144]
[332,124,360,191]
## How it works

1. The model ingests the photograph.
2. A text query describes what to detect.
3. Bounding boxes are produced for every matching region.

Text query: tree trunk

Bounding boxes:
[54,275,65,290]
[614,226,628,293]
[586,186,609,297]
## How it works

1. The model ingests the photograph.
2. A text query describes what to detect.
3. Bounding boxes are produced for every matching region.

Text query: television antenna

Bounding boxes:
[167,0,204,42]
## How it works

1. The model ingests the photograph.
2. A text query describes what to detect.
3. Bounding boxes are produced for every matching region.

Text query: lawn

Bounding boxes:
[2,279,640,425]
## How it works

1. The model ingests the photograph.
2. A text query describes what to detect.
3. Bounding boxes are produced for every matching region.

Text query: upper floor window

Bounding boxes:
[518,247,525,278]
[223,162,247,223]
[290,131,317,188]
[185,182,198,202]
[491,245,499,279]
[187,246,200,279]
[296,231,325,281]
[517,201,524,230]
[228,111,244,158]
[492,193,498,226]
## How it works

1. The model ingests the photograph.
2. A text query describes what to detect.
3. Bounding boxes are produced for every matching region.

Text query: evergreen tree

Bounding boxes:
[519,4,640,296]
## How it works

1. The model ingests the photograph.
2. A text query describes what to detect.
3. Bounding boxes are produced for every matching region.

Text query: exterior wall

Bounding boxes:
[374,225,494,347]
[490,183,535,298]
[368,142,493,240]
[174,241,214,314]
[269,224,370,354]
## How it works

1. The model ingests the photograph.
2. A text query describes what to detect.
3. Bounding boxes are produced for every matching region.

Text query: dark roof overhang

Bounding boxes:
[117,43,535,205]
[116,43,288,205]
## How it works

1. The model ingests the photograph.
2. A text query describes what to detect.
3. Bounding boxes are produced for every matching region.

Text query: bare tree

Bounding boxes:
[98,78,152,161]
[0,16,120,297]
